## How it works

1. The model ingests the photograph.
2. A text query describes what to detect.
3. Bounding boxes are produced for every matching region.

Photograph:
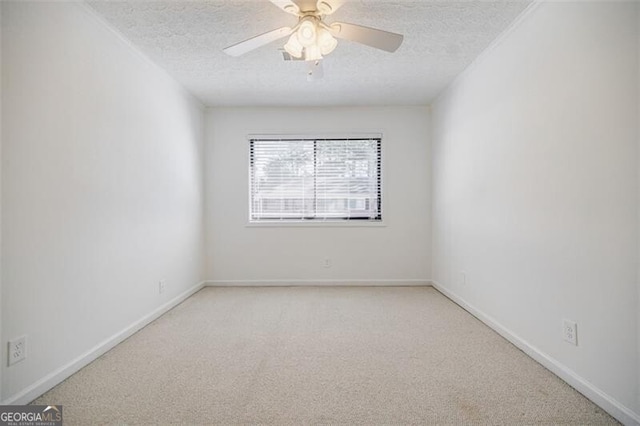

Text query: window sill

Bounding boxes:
[246,220,386,228]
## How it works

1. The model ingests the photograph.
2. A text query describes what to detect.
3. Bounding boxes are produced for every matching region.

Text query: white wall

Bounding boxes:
[205,107,430,284]
[0,2,3,400]
[637,4,640,412]
[1,2,205,402]
[431,2,639,423]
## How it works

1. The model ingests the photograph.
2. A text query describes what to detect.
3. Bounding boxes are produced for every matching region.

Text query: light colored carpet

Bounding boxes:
[35,286,617,425]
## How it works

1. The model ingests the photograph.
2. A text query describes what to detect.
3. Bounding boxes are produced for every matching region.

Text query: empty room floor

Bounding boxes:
[34,286,616,424]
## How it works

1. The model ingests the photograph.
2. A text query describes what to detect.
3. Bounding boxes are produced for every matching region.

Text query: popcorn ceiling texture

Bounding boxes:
[87,1,532,106]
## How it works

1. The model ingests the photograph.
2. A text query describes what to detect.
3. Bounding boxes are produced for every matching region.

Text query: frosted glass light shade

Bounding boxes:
[282,17,339,64]
[304,44,323,61]
[284,34,303,58]
[297,20,317,48]
[317,28,337,55]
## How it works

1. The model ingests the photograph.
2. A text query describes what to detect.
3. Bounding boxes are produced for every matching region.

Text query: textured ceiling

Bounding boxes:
[87,0,532,106]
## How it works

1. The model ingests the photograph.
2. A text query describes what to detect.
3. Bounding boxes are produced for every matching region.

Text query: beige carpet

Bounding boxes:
[34,286,617,425]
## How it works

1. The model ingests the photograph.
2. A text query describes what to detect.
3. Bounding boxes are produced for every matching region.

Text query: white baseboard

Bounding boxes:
[1,281,205,406]
[205,279,432,287]
[431,280,640,426]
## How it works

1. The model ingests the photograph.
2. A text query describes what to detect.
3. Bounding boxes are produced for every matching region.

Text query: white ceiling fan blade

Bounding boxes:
[329,22,403,53]
[316,0,345,15]
[268,0,300,15]
[223,27,293,57]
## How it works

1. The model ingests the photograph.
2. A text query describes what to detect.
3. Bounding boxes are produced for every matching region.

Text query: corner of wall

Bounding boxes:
[430,0,542,107]
[636,1,640,413]
[0,0,4,401]
[199,105,208,285]
[77,1,205,111]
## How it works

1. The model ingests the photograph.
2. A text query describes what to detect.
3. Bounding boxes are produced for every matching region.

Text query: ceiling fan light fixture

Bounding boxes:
[297,18,317,47]
[284,33,303,58]
[304,44,323,62]
[317,28,337,55]
[223,0,405,79]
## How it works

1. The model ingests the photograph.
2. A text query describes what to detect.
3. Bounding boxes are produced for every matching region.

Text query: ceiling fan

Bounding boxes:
[223,0,404,62]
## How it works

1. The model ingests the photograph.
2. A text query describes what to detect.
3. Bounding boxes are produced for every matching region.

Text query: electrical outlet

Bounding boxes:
[323,258,331,268]
[563,319,577,345]
[460,271,467,285]
[158,280,166,295]
[8,335,27,366]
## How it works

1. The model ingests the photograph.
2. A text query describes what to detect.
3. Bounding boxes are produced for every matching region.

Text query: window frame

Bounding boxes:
[247,133,384,227]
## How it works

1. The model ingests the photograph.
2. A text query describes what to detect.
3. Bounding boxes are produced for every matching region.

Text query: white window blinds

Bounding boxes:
[249,136,382,221]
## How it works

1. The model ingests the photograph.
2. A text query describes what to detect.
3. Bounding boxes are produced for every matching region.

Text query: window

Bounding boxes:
[249,135,382,222]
